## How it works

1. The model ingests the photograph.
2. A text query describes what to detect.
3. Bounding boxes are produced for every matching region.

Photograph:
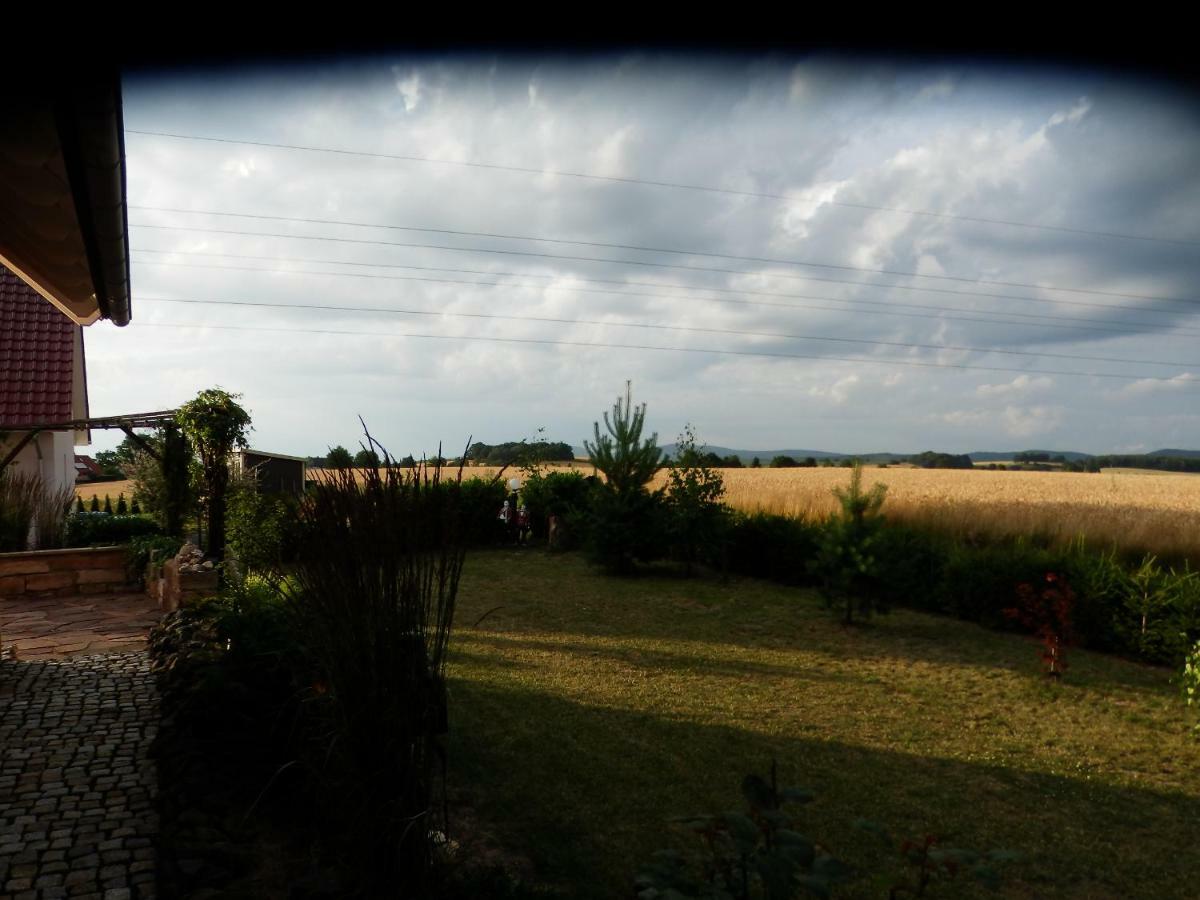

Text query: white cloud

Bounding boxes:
[1120,372,1198,397]
[393,68,422,112]
[976,375,1054,397]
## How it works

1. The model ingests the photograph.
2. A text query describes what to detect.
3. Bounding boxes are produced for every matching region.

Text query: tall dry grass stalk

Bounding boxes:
[279,439,467,895]
[0,469,74,552]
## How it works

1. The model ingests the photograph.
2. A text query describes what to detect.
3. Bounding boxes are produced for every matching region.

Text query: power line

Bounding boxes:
[123,132,1200,248]
[136,295,1199,368]
[128,207,1200,307]
[129,223,1200,317]
[129,254,1200,339]
[128,318,1200,388]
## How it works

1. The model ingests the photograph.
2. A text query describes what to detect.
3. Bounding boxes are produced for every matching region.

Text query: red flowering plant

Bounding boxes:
[1005,572,1075,679]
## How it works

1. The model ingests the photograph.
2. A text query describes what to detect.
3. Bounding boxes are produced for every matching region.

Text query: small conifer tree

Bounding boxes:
[103,495,113,514]
[90,495,100,512]
[116,494,128,515]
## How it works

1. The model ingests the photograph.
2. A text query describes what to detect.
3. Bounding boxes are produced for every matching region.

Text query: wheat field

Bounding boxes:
[459,463,1200,560]
[82,463,1200,559]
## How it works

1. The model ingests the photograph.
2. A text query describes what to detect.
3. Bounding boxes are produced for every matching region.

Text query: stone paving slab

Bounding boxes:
[0,653,157,899]
[0,595,159,661]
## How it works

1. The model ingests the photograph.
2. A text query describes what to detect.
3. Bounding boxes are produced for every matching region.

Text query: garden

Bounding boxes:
[7,383,1197,898]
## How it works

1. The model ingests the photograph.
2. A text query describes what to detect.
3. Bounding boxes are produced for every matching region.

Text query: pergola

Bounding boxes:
[0,410,178,472]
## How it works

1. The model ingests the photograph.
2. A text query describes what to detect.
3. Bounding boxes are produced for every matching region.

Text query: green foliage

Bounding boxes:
[353,447,381,468]
[64,512,162,546]
[89,494,99,512]
[127,534,185,586]
[751,457,762,468]
[520,470,592,544]
[810,464,890,625]
[584,382,665,574]
[635,767,847,900]
[128,427,199,538]
[75,495,85,514]
[325,445,353,468]
[908,451,974,469]
[103,495,113,514]
[471,438,574,466]
[664,426,730,575]
[177,387,252,560]
[726,512,821,585]
[771,456,798,468]
[453,477,509,546]
[116,493,128,515]
[584,381,662,496]
[227,476,294,573]
[1181,639,1200,734]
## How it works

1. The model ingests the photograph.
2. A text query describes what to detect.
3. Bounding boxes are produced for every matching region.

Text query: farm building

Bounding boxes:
[237,449,308,496]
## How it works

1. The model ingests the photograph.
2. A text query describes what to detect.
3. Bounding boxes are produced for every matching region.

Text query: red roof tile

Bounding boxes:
[0,264,78,427]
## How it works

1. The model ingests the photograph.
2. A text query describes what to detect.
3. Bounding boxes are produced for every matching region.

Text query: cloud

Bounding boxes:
[392,68,422,112]
[1119,372,1198,396]
[976,375,1054,397]
[104,58,1200,457]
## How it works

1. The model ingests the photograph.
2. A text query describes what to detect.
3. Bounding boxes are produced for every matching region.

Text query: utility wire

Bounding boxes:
[136,295,1199,368]
[129,223,1200,317]
[128,208,1200,307]
[124,132,1200,248]
[129,319,1200,388]
[130,253,1200,339]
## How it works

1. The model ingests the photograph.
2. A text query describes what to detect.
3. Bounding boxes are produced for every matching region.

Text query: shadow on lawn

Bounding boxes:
[447,676,1200,900]
[458,553,1173,696]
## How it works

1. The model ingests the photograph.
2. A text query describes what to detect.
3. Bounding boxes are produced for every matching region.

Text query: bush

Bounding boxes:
[809,464,890,624]
[227,479,294,573]
[664,426,730,575]
[127,534,185,586]
[454,477,509,546]
[1182,639,1200,734]
[520,470,592,543]
[64,511,162,546]
[725,512,820,586]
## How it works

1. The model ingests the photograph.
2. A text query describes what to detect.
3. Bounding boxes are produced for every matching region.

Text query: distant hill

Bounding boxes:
[968,450,1093,462]
[572,444,1199,465]
[1149,449,1200,459]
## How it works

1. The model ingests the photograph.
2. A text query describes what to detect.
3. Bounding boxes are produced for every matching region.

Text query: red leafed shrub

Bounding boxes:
[1005,572,1075,678]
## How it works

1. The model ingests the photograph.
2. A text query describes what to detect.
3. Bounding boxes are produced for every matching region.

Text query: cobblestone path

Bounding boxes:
[1,653,157,900]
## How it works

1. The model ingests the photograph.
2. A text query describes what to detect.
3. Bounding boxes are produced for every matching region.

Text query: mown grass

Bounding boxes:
[447,549,1200,899]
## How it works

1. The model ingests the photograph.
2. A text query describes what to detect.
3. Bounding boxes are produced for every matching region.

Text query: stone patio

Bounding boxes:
[0,594,160,661]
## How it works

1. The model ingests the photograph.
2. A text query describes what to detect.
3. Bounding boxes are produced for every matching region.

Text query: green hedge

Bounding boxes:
[64,511,162,547]
[724,511,1200,667]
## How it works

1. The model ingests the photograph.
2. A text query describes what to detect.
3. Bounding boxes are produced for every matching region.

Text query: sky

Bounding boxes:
[84,53,1200,458]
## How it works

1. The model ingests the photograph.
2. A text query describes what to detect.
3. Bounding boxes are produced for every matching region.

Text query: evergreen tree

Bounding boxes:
[326,445,354,469]
[75,495,85,514]
[90,495,100,512]
[583,381,665,574]
[116,494,128,515]
[103,495,113,514]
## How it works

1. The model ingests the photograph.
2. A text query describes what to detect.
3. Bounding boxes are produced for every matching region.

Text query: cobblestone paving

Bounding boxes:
[0,652,157,900]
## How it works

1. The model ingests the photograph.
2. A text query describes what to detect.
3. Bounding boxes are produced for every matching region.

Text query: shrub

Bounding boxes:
[664,426,730,575]
[116,493,128,515]
[227,477,294,573]
[520,470,592,543]
[453,476,508,546]
[90,494,100,512]
[810,464,889,624]
[1182,639,1200,734]
[75,495,85,514]
[103,495,113,514]
[64,512,162,546]
[725,512,821,585]
[583,382,665,574]
[127,534,185,586]
[1005,572,1075,678]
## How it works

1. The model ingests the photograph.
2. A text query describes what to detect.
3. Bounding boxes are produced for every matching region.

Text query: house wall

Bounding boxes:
[1,431,79,497]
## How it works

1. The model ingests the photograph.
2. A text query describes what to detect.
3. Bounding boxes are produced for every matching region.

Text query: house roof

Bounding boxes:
[0,266,78,427]
[0,71,131,326]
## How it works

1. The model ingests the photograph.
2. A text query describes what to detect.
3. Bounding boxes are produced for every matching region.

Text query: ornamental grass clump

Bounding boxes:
[278,431,467,896]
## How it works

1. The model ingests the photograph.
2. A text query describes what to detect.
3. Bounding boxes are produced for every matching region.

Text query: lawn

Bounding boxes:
[447,549,1200,899]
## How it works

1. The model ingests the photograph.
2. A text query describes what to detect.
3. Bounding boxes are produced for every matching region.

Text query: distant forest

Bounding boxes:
[467,441,574,465]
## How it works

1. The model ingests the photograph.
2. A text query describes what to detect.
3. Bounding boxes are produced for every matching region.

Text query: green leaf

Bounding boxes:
[774,830,815,868]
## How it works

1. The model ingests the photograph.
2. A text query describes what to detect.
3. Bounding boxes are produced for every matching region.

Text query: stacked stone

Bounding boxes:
[0,653,157,899]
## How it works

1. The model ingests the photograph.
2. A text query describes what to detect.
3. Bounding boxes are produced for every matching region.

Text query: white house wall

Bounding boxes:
[1,431,80,497]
